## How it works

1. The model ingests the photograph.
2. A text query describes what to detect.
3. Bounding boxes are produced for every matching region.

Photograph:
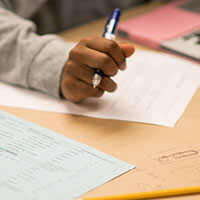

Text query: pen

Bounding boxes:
[92,8,121,88]
[74,185,200,200]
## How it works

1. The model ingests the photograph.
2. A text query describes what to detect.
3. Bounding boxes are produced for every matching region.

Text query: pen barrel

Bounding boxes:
[103,8,120,38]
[92,8,120,88]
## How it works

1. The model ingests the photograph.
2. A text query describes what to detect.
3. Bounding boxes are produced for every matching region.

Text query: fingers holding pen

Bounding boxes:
[60,7,135,102]
[60,37,134,102]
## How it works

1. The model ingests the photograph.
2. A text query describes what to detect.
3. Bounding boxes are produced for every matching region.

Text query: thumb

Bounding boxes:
[119,42,135,57]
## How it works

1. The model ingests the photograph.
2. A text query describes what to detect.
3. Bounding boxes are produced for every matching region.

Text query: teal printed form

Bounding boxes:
[0,110,135,200]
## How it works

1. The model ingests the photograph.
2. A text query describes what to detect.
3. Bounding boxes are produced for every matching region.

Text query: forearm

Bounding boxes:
[0,6,71,98]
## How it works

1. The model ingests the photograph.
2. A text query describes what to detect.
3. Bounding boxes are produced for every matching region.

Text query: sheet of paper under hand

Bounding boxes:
[0,110,134,200]
[0,50,200,127]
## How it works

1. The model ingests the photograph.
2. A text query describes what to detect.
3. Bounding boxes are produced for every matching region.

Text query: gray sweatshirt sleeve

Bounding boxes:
[0,6,72,98]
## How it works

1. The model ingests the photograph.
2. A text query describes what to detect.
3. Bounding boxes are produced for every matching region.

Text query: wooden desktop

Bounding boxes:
[1,2,200,200]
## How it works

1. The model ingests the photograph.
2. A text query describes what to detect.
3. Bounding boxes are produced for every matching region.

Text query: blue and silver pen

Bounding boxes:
[92,8,121,88]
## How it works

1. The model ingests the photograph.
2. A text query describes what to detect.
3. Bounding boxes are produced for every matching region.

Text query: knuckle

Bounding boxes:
[69,47,80,59]
[111,69,118,76]
[79,36,92,44]
[105,40,118,51]
[63,76,78,91]
[97,54,117,76]
[106,67,118,76]
[65,60,75,74]
[100,54,111,65]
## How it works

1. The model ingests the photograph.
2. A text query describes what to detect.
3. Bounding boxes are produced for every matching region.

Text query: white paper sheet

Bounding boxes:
[0,110,134,200]
[1,50,200,127]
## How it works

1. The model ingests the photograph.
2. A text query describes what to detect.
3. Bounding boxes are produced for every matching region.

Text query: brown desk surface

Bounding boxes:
[1,2,200,200]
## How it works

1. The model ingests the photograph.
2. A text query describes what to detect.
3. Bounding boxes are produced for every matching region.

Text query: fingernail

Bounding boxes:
[119,62,126,70]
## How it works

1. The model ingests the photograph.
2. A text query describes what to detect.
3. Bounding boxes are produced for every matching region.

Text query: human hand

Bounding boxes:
[60,36,134,102]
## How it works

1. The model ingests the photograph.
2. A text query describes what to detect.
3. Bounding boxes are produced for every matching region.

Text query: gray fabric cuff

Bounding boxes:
[28,38,70,98]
